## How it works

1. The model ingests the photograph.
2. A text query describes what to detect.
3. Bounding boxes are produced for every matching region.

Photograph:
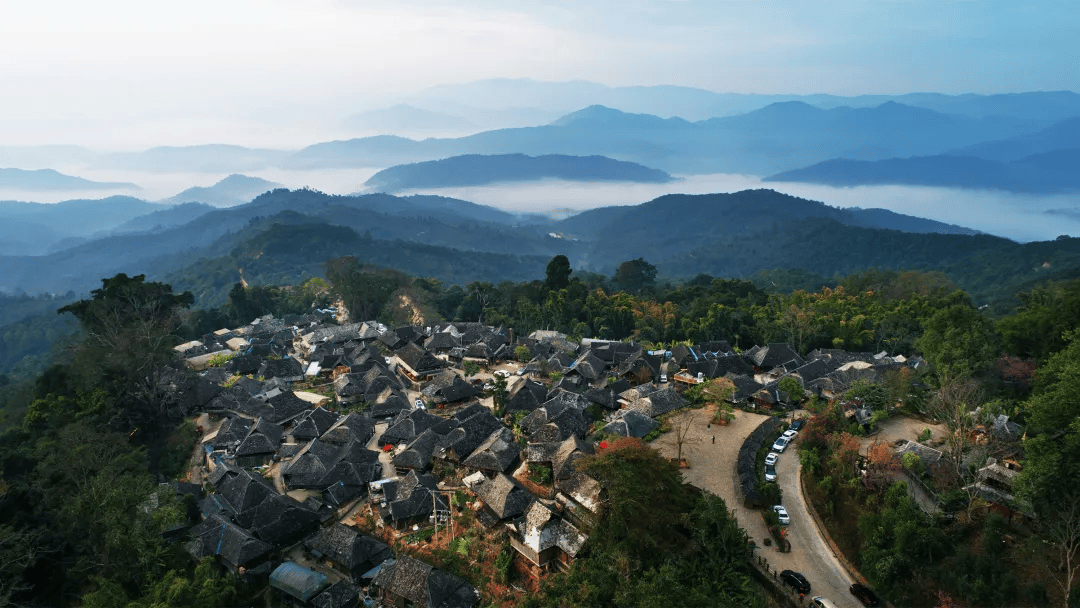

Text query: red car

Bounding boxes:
[850,583,881,607]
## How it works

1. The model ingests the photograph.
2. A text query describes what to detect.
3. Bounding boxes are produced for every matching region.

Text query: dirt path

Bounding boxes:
[652,407,860,606]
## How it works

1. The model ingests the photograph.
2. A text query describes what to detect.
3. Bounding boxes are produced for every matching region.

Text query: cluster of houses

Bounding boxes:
[159,309,939,607]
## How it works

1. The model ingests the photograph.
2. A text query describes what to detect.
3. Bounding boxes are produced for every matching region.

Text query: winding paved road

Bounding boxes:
[653,408,863,607]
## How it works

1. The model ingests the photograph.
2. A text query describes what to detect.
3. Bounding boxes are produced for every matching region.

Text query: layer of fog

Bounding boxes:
[4,169,1079,244]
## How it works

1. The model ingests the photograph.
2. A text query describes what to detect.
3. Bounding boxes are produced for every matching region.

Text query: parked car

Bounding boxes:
[811,598,840,608]
[516,368,526,376]
[773,505,790,525]
[849,583,881,607]
[414,398,425,409]
[790,418,805,432]
[782,429,798,440]
[659,373,668,384]
[772,436,790,452]
[493,370,511,378]
[765,463,777,482]
[765,452,779,466]
[780,570,810,594]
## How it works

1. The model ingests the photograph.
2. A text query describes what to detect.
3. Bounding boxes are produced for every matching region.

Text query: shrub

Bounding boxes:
[207,353,234,367]
[917,427,933,442]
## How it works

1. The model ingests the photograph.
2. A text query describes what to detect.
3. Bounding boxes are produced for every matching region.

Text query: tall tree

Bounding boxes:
[58,274,193,429]
[544,255,572,292]
[612,258,657,295]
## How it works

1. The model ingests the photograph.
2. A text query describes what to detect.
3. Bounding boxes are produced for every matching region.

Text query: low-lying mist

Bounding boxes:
[5,168,1078,244]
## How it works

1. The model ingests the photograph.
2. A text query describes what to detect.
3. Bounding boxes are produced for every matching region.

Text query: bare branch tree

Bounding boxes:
[1034,484,1080,605]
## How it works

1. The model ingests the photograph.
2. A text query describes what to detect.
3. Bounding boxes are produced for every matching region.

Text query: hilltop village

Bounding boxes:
[160,308,942,607]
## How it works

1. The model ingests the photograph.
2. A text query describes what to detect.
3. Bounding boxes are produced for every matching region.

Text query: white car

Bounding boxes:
[493,370,511,378]
[414,399,425,409]
[659,373,668,384]
[783,429,798,441]
[765,452,779,466]
[772,436,791,452]
[773,505,790,525]
[765,463,777,482]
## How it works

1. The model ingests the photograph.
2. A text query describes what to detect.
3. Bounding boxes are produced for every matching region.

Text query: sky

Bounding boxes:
[1,0,1077,148]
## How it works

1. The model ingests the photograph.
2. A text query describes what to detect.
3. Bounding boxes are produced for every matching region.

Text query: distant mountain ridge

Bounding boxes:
[364,154,673,192]
[0,168,139,191]
[160,174,283,207]
[764,150,1080,193]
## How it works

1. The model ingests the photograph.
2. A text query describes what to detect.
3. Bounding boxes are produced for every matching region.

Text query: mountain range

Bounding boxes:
[764,149,1080,193]
[363,154,673,192]
[4,88,1078,181]
[0,168,139,191]
[10,186,1075,317]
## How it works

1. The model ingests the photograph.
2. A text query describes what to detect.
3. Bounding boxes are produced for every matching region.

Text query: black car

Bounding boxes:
[790,418,805,432]
[780,570,811,594]
[850,583,881,607]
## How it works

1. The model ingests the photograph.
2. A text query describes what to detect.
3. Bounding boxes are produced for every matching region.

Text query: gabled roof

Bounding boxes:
[601,410,658,438]
[505,379,545,413]
[210,416,253,450]
[187,515,271,568]
[583,387,617,409]
[393,429,443,471]
[312,581,361,608]
[371,555,479,608]
[513,502,588,559]
[622,386,687,418]
[248,493,320,547]
[462,427,520,473]
[568,351,607,381]
[470,473,533,520]
[434,409,502,462]
[305,523,393,572]
[526,436,593,481]
[396,343,446,375]
[235,417,284,457]
[218,469,275,514]
[258,357,305,382]
[291,406,341,441]
[206,385,274,420]
[322,412,375,446]
[266,391,311,424]
[437,377,481,403]
[382,471,447,523]
[380,409,443,446]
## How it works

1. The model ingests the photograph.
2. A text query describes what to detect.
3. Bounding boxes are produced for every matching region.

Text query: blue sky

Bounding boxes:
[0,0,1075,147]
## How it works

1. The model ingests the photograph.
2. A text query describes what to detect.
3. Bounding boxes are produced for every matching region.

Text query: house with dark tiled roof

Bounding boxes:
[258,357,305,383]
[395,343,446,383]
[618,385,687,418]
[290,406,340,442]
[518,402,589,442]
[525,436,593,483]
[461,427,520,474]
[507,501,588,578]
[311,581,361,608]
[601,410,657,438]
[393,429,443,472]
[371,555,479,608]
[305,523,393,582]
[186,514,272,574]
[434,409,502,463]
[464,472,534,521]
[379,471,449,529]
[233,417,284,467]
[565,351,607,385]
[380,409,445,447]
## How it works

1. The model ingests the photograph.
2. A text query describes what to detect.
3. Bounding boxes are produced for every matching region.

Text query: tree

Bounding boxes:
[58,274,193,429]
[544,255,572,292]
[324,256,405,321]
[926,376,985,490]
[915,300,998,382]
[777,376,805,404]
[491,373,509,418]
[612,258,657,295]
[514,345,532,363]
[670,412,699,464]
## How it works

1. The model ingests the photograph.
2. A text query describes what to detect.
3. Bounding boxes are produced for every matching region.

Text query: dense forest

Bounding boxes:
[1,249,1080,606]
